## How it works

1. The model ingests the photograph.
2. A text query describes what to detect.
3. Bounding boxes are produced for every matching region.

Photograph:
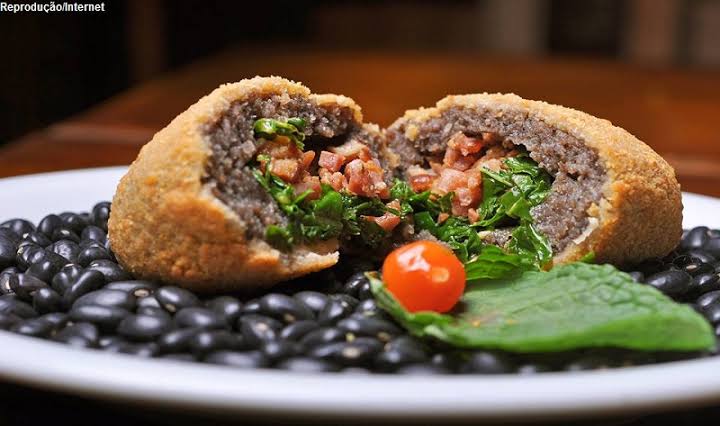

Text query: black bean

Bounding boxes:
[690,273,720,296]
[682,226,709,250]
[0,237,16,270]
[431,352,465,372]
[189,330,244,356]
[20,231,52,247]
[155,286,200,313]
[1,219,35,237]
[258,293,314,323]
[204,350,269,368]
[87,260,132,283]
[276,357,340,373]
[309,337,383,366]
[517,364,552,374]
[627,271,644,282]
[704,238,720,258]
[118,342,160,357]
[51,228,80,243]
[0,294,38,318]
[77,245,112,267]
[51,263,83,294]
[0,228,20,244]
[460,352,515,374]
[98,335,124,349]
[687,250,717,265]
[117,314,174,342]
[74,289,136,311]
[279,320,319,341]
[0,273,14,295]
[69,304,130,331]
[354,299,382,317]
[238,314,282,347]
[331,294,359,308]
[241,299,261,314]
[337,315,401,342]
[16,244,47,270]
[47,240,81,264]
[644,270,692,297]
[293,291,328,314]
[37,214,63,237]
[9,273,49,301]
[25,253,68,283]
[341,272,370,298]
[0,312,21,330]
[299,326,346,348]
[683,262,715,277]
[59,213,88,234]
[39,312,68,328]
[32,287,61,314]
[11,318,55,337]
[80,226,107,244]
[375,337,428,371]
[260,340,301,362]
[90,202,111,231]
[104,279,156,295]
[175,307,226,329]
[205,296,242,325]
[565,356,613,372]
[317,296,355,325]
[698,291,720,309]
[136,295,161,310]
[157,327,202,354]
[137,306,172,321]
[54,322,99,347]
[396,363,452,375]
[702,302,720,325]
[62,270,105,307]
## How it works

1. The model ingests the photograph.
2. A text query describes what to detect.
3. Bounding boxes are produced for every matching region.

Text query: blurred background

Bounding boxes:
[1,0,720,195]
[2,0,720,143]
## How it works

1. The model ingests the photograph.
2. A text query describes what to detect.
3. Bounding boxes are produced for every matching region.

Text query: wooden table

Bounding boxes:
[2,48,720,195]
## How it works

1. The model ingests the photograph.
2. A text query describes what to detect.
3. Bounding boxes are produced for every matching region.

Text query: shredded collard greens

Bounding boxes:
[253,118,307,150]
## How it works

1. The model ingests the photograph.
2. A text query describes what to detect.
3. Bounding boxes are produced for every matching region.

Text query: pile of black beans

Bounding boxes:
[1,203,719,374]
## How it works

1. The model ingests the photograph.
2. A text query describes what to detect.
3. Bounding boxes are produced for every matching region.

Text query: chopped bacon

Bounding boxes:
[437,213,450,224]
[407,166,437,192]
[270,159,302,183]
[447,132,485,156]
[344,159,389,198]
[318,151,346,172]
[301,151,316,169]
[431,168,483,216]
[293,175,322,200]
[330,139,372,162]
[443,148,479,171]
[319,169,347,192]
[467,208,480,224]
[256,137,302,160]
[366,200,402,232]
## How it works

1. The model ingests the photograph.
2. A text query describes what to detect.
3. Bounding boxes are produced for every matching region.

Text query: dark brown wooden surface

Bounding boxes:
[2,48,720,195]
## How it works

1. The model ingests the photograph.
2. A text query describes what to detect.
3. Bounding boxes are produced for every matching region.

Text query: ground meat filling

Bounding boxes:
[387,106,606,253]
[202,94,379,240]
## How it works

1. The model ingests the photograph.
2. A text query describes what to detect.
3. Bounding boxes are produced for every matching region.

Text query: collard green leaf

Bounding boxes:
[370,263,716,352]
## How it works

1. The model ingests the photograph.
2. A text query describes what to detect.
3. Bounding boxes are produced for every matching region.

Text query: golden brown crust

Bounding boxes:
[389,93,682,265]
[108,76,369,292]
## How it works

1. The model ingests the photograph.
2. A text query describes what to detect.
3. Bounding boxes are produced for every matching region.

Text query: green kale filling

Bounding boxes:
[250,117,553,269]
[253,163,390,249]
[253,117,307,150]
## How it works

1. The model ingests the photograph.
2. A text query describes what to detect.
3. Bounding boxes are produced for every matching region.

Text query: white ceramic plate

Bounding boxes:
[0,167,719,422]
